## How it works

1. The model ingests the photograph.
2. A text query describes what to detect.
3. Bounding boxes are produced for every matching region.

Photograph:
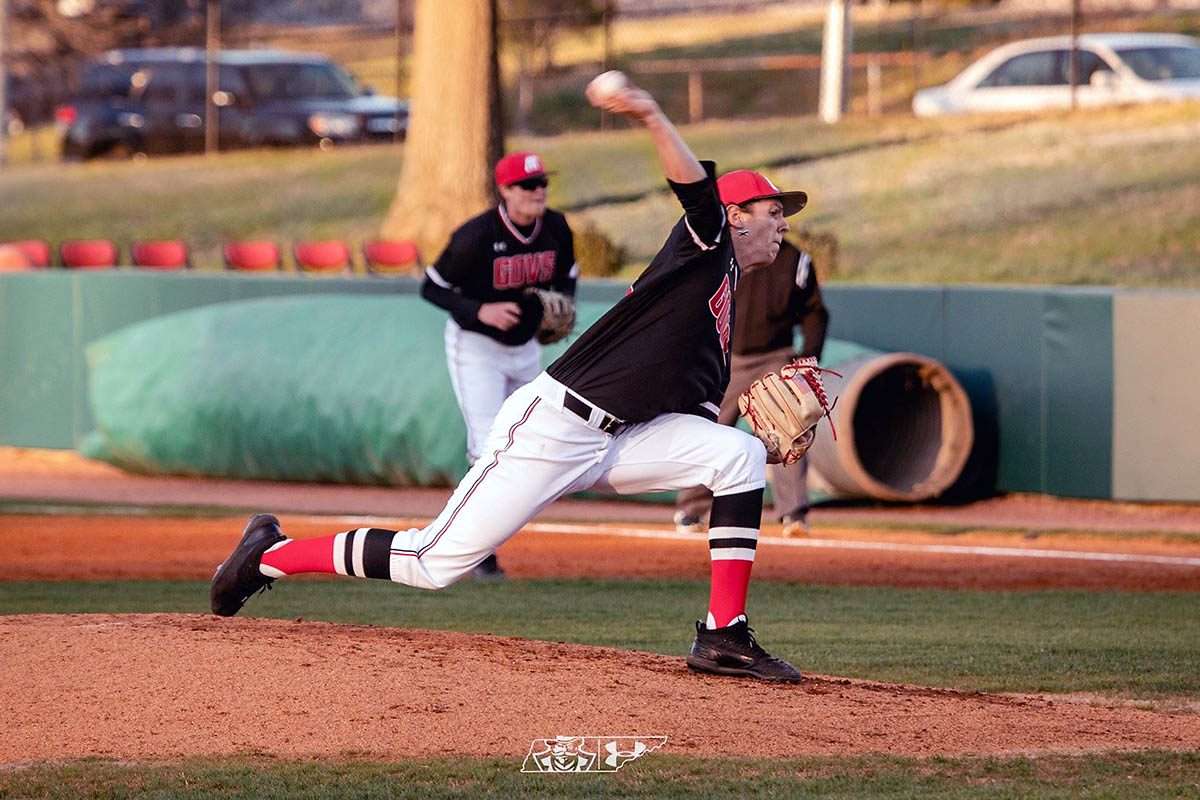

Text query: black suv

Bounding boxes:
[59,48,408,159]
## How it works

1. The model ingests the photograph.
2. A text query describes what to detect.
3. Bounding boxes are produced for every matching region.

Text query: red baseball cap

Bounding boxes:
[717,170,807,216]
[495,151,549,187]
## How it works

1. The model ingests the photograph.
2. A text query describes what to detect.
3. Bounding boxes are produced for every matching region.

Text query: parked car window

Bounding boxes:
[184,67,207,105]
[979,51,1065,87]
[978,49,1111,88]
[1072,50,1113,83]
[219,65,250,99]
[241,63,359,101]
[1115,46,1200,81]
[183,65,252,104]
[81,63,137,98]
[139,65,184,107]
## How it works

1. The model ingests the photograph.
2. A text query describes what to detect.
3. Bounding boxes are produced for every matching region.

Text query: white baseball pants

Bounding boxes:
[380,372,767,589]
[443,320,541,464]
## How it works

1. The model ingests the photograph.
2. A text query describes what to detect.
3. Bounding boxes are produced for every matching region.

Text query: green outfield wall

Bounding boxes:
[0,271,1195,502]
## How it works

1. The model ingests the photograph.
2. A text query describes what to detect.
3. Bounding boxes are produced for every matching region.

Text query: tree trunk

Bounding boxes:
[381,0,504,262]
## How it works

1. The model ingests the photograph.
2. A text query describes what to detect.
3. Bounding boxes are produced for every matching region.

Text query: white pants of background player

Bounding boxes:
[444,320,541,464]
[373,372,767,589]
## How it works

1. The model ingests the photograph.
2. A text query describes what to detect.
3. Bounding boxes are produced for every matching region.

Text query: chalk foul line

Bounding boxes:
[520,523,1200,568]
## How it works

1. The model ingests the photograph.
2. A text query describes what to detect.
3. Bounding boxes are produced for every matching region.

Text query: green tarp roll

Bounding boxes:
[81,294,597,486]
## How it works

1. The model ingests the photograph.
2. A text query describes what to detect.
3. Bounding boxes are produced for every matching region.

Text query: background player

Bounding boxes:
[675,235,829,537]
[212,75,810,683]
[420,152,578,579]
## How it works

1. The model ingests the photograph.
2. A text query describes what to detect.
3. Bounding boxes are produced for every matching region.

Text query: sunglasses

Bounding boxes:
[513,176,549,191]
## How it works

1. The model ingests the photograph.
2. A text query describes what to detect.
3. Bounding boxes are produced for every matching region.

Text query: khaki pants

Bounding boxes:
[676,346,809,523]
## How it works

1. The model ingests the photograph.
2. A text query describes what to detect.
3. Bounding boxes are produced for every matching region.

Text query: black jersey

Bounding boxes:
[421,204,577,346]
[548,163,735,424]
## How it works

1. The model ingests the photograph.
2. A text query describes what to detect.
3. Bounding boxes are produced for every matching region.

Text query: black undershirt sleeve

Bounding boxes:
[665,161,725,256]
[419,276,482,326]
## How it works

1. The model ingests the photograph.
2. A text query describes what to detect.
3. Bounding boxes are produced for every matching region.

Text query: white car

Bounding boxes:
[913,32,1200,116]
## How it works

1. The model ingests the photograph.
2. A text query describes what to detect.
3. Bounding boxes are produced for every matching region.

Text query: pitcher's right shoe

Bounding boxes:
[210,513,285,616]
[673,511,706,535]
[685,620,803,683]
[472,553,508,582]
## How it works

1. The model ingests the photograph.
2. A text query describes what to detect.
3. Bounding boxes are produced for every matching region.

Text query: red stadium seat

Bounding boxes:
[0,245,34,271]
[293,239,353,273]
[60,239,119,269]
[131,240,190,270]
[223,240,282,272]
[0,239,52,268]
[362,238,421,275]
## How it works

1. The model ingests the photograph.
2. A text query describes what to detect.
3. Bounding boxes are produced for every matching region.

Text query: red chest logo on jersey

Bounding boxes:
[709,274,732,358]
[493,251,557,289]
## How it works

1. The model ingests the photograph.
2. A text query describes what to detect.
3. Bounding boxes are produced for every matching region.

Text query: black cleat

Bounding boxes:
[210,513,286,616]
[685,620,803,683]
[472,553,507,582]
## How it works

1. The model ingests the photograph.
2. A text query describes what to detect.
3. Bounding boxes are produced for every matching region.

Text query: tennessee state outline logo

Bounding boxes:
[521,735,667,773]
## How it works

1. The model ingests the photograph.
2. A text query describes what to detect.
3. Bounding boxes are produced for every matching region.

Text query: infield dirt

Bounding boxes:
[2,448,1199,764]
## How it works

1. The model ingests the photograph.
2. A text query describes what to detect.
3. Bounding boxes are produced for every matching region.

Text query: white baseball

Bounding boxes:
[588,70,629,101]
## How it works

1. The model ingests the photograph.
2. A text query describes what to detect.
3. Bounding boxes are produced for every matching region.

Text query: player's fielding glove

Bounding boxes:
[526,288,576,345]
[738,357,839,465]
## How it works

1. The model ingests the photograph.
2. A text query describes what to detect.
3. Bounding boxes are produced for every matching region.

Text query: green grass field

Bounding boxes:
[4,102,1199,285]
[2,576,1199,797]
[3,751,1199,799]
[4,577,1198,697]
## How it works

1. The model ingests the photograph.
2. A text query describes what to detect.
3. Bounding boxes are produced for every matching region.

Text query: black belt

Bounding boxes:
[562,392,625,434]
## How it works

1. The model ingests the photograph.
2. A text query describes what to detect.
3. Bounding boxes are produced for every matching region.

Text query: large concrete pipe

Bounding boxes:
[807,352,974,502]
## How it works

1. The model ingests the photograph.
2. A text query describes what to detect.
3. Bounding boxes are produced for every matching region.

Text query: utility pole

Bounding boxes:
[394,0,405,143]
[819,0,852,124]
[1069,0,1082,110]
[204,0,220,155]
[0,0,10,169]
[601,0,613,131]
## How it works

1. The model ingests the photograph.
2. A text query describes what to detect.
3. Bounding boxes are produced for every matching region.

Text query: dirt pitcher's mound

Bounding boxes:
[3,614,1199,764]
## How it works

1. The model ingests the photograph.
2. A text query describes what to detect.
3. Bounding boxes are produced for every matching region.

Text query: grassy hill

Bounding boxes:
[2,101,1198,286]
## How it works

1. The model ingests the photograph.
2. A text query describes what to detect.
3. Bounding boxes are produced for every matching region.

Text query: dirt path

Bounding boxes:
[4,514,1200,591]
[4,447,1200,535]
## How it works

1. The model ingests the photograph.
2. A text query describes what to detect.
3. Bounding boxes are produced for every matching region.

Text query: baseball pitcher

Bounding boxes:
[212,73,821,683]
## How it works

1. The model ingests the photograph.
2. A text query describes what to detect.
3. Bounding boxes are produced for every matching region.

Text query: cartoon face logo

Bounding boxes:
[531,736,596,772]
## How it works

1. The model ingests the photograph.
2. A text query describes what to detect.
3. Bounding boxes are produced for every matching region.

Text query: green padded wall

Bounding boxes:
[4,272,1195,500]
[821,285,1114,498]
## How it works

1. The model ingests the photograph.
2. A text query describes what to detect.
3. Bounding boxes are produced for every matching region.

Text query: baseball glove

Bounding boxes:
[526,287,576,345]
[738,357,838,466]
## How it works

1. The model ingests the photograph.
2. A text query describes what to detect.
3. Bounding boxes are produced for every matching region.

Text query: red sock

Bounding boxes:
[260,535,337,576]
[707,558,753,629]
